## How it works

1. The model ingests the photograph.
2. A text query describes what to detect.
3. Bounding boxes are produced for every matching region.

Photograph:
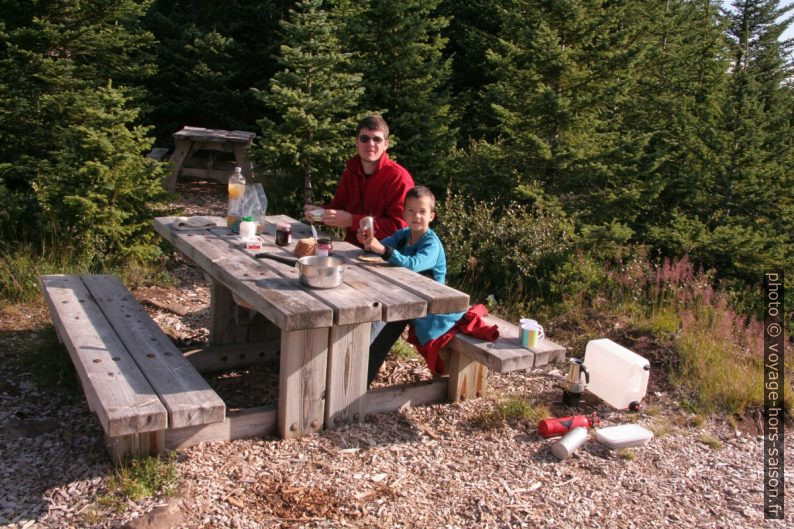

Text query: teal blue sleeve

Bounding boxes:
[387,234,441,273]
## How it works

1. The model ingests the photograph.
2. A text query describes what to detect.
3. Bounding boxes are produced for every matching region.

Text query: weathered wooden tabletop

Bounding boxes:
[152,215,469,437]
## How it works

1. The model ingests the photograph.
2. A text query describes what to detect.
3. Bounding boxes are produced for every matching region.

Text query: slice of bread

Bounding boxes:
[294,237,316,257]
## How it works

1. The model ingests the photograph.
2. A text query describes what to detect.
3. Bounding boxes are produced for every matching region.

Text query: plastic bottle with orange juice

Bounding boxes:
[227,166,246,230]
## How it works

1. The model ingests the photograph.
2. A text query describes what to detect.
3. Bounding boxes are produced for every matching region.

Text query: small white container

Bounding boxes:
[550,426,589,460]
[595,424,654,449]
[239,216,257,239]
[583,339,650,410]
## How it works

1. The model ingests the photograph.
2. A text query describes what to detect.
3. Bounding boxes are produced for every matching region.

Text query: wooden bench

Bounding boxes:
[442,314,566,402]
[39,274,226,464]
[365,314,566,415]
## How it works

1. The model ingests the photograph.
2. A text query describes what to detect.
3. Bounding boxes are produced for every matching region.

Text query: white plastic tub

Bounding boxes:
[595,424,654,449]
[583,339,650,410]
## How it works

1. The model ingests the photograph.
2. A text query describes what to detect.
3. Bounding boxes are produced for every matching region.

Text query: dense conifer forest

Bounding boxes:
[0,0,791,327]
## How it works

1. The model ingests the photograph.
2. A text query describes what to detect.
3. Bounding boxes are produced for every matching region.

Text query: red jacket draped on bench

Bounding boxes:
[407,304,499,375]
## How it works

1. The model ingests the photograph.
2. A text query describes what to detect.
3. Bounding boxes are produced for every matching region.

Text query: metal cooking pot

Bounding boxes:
[255,252,346,289]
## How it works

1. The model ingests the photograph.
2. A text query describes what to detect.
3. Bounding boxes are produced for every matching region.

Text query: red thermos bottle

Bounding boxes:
[538,414,599,438]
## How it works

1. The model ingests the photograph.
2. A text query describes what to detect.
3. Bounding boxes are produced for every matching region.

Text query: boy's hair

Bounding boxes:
[356,115,390,138]
[405,186,436,211]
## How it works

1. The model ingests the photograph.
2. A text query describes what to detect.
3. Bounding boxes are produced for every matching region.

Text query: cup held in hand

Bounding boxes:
[359,216,374,238]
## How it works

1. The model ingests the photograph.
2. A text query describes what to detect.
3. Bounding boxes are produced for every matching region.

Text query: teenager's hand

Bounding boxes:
[322,209,353,228]
[303,204,321,223]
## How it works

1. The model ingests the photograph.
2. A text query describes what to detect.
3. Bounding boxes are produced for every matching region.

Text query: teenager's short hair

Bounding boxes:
[356,115,390,138]
[406,186,436,211]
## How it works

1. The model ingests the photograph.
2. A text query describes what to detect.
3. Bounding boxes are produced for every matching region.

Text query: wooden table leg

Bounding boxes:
[448,350,488,402]
[166,138,193,191]
[279,328,328,438]
[325,322,370,428]
[209,279,251,345]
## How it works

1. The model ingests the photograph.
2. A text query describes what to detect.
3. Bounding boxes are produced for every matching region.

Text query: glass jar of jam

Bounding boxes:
[275,223,292,246]
[316,238,333,256]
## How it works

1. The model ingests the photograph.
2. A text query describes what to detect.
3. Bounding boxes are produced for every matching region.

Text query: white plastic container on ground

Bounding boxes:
[583,338,650,409]
[595,424,654,449]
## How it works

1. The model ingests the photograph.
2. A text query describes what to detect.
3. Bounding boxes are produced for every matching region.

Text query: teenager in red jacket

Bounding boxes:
[303,115,414,245]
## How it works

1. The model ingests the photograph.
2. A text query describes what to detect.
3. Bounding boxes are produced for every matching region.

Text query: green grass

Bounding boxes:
[390,338,420,361]
[673,330,767,416]
[698,434,723,451]
[648,418,675,438]
[97,452,180,515]
[0,241,174,306]
[616,448,636,460]
[471,395,550,430]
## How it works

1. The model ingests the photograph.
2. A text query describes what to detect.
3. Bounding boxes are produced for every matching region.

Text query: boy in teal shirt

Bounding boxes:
[358,186,464,384]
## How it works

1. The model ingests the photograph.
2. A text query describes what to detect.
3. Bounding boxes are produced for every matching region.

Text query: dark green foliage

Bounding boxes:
[434,191,574,305]
[142,0,283,144]
[0,0,167,266]
[622,0,730,239]
[34,83,169,263]
[0,0,791,330]
[340,0,457,192]
[478,0,651,227]
[648,0,794,286]
[439,0,505,140]
[253,0,367,214]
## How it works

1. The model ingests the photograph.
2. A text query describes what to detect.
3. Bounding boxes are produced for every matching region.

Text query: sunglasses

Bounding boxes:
[358,134,385,144]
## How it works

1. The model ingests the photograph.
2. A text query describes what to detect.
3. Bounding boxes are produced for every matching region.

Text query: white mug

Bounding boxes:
[520,321,544,347]
[519,318,536,344]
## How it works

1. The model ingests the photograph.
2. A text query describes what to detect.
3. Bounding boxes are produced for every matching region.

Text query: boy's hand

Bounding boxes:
[357,228,385,255]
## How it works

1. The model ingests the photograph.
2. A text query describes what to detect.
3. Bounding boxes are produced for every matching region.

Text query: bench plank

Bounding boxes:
[40,275,167,437]
[82,275,226,429]
[445,315,567,373]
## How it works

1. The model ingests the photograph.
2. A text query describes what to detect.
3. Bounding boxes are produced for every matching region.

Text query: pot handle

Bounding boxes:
[254,252,298,266]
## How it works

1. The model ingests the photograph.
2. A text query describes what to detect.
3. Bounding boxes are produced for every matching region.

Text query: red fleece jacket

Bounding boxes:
[407,304,500,375]
[326,153,414,245]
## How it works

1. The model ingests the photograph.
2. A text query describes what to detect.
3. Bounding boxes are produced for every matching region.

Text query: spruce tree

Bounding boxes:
[143,0,283,143]
[340,0,457,191]
[439,0,505,141]
[704,0,794,280]
[34,83,169,263]
[253,0,366,213]
[0,0,166,263]
[477,0,649,228]
[627,0,731,244]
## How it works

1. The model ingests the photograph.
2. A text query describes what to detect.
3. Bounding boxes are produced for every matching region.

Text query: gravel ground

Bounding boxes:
[0,179,791,529]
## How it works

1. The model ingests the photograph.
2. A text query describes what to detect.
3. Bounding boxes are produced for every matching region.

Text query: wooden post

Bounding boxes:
[447,350,488,403]
[325,322,370,428]
[106,431,165,466]
[278,328,328,438]
[232,143,255,182]
[209,279,242,346]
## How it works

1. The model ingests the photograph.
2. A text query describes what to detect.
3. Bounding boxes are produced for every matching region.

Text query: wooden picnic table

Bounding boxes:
[152,215,470,444]
[165,126,256,191]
